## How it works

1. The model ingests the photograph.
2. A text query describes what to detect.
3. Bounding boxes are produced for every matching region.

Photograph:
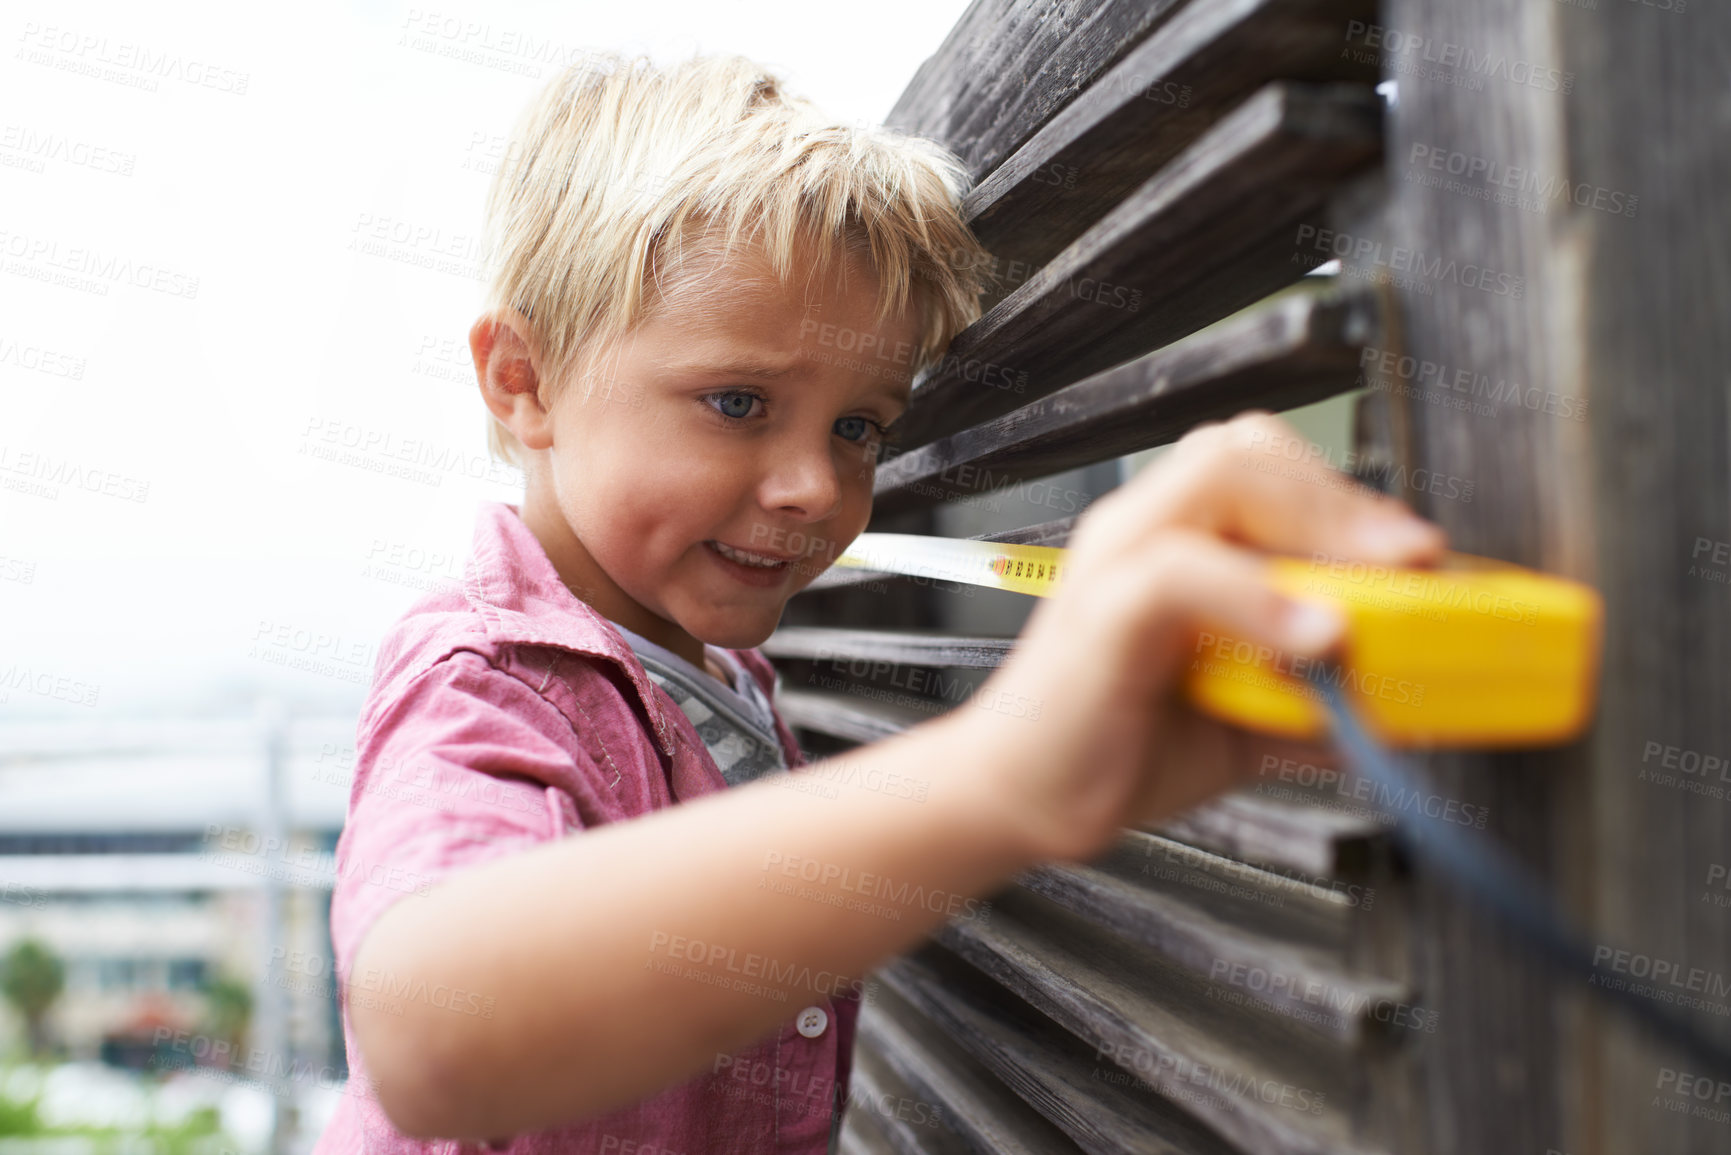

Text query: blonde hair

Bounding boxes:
[477,49,996,469]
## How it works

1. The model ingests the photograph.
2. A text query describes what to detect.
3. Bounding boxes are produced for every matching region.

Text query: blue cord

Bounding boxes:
[1304,660,1731,1079]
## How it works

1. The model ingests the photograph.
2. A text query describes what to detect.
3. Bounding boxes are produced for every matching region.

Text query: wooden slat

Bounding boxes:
[776,688,940,745]
[875,955,1237,1155]
[885,0,1191,183]
[890,82,1381,451]
[1102,830,1364,954]
[1154,792,1379,880]
[856,978,1090,1155]
[872,284,1377,516]
[1015,858,1408,1045]
[848,1042,977,1155]
[839,1092,903,1155]
[761,626,1013,669]
[958,0,1377,281]
[931,891,1383,1155]
[776,666,1384,884]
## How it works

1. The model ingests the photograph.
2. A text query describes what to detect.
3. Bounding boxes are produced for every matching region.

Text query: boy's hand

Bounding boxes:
[962,411,1448,866]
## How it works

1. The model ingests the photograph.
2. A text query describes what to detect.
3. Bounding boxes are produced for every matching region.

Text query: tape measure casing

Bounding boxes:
[1181,554,1603,747]
[833,534,1602,748]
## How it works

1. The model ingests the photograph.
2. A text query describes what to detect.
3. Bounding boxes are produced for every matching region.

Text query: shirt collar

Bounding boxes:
[463,499,683,757]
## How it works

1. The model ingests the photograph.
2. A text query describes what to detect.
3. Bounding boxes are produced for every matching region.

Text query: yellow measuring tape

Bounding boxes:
[833,534,1603,748]
[833,533,1069,598]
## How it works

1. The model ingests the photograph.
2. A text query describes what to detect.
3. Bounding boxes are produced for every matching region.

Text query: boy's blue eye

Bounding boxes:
[705,390,884,442]
[834,416,874,442]
[712,392,757,420]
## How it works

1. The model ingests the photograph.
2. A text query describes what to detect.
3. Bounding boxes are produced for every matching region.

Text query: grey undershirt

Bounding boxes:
[608,621,788,787]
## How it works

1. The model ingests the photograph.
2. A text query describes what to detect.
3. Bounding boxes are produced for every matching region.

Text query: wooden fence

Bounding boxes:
[767,1,1729,1152]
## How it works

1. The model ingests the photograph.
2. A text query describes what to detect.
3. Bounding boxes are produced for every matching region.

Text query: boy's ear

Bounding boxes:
[471,310,553,451]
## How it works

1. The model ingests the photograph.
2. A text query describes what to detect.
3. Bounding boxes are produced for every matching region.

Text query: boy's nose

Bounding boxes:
[761,440,847,521]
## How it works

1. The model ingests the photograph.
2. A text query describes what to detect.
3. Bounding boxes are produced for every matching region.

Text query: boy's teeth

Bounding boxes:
[712,541,785,567]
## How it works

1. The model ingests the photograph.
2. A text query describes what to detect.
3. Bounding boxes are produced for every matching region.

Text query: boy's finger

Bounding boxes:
[1084,528,1347,696]
[1080,412,1447,569]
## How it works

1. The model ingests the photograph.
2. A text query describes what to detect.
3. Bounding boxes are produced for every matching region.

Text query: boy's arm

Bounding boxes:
[357,411,1445,1140]
[353,705,1039,1139]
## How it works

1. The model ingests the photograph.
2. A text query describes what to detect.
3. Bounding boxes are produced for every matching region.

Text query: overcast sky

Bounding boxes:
[0,0,978,723]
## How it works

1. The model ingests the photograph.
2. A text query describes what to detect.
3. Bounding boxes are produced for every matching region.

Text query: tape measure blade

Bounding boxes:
[834,533,1065,596]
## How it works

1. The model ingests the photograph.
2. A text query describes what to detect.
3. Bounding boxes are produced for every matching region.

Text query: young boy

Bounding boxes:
[312,50,1446,1153]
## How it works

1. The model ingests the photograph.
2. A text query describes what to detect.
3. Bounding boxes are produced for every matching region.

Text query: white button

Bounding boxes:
[795,1005,828,1038]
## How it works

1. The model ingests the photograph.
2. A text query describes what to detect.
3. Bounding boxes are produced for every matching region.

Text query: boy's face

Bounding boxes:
[505,235,924,670]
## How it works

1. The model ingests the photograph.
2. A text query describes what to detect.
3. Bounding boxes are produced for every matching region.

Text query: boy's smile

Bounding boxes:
[475,229,925,677]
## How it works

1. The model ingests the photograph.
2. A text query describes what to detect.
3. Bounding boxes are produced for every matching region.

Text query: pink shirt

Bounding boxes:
[312,500,858,1154]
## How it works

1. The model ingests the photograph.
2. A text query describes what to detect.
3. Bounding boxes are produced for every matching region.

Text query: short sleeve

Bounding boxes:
[329,649,589,989]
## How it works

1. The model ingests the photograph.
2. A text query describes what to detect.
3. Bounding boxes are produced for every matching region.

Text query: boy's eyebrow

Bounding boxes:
[660,356,796,379]
[879,381,913,408]
[664,355,915,407]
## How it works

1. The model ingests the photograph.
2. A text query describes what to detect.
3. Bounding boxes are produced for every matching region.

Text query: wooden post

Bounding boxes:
[1357,1,1731,1150]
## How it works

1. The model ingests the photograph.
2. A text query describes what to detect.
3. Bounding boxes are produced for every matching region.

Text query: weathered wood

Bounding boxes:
[1563,3,1731,1152]
[775,688,941,745]
[877,954,1239,1155]
[1348,4,1584,1154]
[761,626,1014,670]
[1348,1,1731,1152]
[839,1092,902,1155]
[959,0,1378,285]
[848,1040,979,1155]
[932,889,1381,1155]
[790,0,1726,1148]
[1154,792,1380,881]
[1102,831,1364,953]
[777,672,1386,903]
[1015,857,1409,1045]
[873,285,1378,516]
[857,976,1091,1155]
[885,0,1191,182]
[774,666,1385,890]
[891,83,1382,451]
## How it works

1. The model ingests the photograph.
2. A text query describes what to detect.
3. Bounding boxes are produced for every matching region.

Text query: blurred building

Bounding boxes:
[0,711,355,1081]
